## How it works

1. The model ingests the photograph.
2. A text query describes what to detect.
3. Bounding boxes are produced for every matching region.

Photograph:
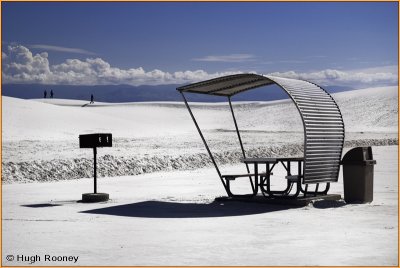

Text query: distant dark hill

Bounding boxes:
[2,84,184,102]
[2,83,354,102]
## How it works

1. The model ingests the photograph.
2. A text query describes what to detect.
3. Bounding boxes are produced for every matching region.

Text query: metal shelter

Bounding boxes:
[177,74,345,197]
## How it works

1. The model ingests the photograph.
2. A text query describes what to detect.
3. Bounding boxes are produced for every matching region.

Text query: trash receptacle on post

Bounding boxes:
[341,147,377,203]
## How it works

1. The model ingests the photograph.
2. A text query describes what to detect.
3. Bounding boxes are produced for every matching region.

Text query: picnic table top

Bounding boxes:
[241,157,304,163]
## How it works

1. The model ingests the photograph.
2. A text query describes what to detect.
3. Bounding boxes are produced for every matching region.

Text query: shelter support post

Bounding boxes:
[180,92,228,191]
[93,147,97,193]
[228,97,255,191]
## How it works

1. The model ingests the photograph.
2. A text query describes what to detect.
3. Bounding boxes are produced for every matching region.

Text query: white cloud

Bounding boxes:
[2,45,240,86]
[306,55,327,59]
[2,45,52,84]
[268,67,398,87]
[30,44,96,55]
[278,60,307,64]
[192,54,255,62]
[2,45,398,87]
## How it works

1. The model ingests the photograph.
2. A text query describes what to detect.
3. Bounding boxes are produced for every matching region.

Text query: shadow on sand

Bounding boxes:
[311,199,347,209]
[80,200,298,218]
[22,203,62,208]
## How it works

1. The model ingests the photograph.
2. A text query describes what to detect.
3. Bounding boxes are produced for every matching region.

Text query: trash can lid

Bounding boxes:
[341,146,376,165]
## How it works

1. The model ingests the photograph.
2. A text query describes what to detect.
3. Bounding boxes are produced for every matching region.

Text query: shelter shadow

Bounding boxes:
[80,200,297,218]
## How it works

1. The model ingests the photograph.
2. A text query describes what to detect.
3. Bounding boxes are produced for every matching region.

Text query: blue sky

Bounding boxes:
[2,2,398,86]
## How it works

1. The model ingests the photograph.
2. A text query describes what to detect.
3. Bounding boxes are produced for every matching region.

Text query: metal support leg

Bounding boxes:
[251,163,258,196]
[294,160,302,197]
[300,182,330,196]
[180,93,228,192]
[304,184,308,198]
[228,97,255,191]
[263,161,294,198]
[315,183,319,196]
[261,163,270,197]
[93,147,97,194]
[285,161,292,194]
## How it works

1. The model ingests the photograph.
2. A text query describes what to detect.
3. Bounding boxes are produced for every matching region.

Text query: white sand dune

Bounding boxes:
[2,86,398,183]
[2,97,193,141]
[3,86,397,141]
[1,86,398,266]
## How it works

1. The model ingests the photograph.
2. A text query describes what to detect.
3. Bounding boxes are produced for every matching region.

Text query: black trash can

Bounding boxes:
[341,147,377,203]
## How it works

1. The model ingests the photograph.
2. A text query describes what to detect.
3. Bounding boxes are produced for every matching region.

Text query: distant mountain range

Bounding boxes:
[2,83,354,102]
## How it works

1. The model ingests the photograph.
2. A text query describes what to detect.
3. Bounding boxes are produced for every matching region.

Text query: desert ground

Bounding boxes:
[2,86,398,266]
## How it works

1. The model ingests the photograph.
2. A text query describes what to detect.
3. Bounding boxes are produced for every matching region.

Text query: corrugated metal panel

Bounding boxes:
[177,74,345,184]
[177,74,274,95]
[264,75,344,184]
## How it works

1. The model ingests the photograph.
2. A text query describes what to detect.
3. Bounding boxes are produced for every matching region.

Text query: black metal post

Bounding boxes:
[93,147,97,193]
[180,92,226,189]
[297,160,302,193]
[228,97,255,190]
[253,163,258,195]
[228,97,248,166]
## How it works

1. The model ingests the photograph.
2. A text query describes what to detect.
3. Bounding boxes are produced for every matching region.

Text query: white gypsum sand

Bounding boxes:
[2,86,397,183]
[1,86,398,266]
[2,145,398,266]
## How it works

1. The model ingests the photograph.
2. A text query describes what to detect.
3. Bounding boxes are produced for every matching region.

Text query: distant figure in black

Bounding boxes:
[50,90,54,98]
[44,90,47,98]
[90,94,94,104]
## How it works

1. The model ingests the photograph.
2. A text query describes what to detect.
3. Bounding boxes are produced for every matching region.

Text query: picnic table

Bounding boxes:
[220,157,303,198]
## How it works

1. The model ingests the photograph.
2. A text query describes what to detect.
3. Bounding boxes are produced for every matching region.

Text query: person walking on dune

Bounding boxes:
[44,90,47,98]
[50,90,54,98]
[90,94,94,104]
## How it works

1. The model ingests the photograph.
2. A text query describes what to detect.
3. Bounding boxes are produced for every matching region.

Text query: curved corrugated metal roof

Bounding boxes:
[177,74,274,96]
[177,74,345,184]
